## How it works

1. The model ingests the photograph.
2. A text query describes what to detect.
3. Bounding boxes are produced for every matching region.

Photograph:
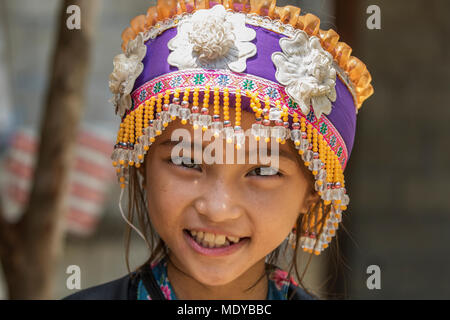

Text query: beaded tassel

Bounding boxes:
[155,93,163,135]
[302,123,313,167]
[251,95,263,142]
[281,106,289,144]
[309,128,322,176]
[223,87,233,143]
[143,100,150,151]
[191,87,200,129]
[169,88,181,121]
[135,104,144,168]
[290,111,301,148]
[315,134,326,195]
[179,87,191,125]
[200,85,211,132]
[128,111,135,166]
[234,88,244,150]
[161,90,171,127]
[148,96,156,143]
[260,96,271,143]
[212,87,224,138]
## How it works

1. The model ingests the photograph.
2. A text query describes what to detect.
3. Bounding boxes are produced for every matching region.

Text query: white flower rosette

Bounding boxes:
[109,33,147,117]
[167,5,257,73]
[272,31,337,120]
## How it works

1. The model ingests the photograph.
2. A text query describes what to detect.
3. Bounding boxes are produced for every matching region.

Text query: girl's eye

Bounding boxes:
[246,167,282,177]
[169,157,202,171]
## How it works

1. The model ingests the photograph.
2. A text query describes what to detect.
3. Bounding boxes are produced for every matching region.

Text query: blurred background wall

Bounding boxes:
[0,0,448,299]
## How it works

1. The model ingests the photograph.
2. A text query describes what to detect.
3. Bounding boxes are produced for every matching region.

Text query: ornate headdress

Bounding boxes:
[109,0,374,255]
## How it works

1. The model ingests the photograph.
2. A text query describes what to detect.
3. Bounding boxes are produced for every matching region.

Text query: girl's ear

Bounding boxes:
[301,189,321,214]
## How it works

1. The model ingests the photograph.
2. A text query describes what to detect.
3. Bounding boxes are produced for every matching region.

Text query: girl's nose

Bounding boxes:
[194,179,244,222]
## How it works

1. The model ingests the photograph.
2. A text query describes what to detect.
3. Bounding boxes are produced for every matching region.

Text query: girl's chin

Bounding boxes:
[187,264,241,287]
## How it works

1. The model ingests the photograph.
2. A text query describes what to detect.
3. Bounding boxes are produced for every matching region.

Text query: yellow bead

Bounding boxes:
[135,163,141,168]
[181,119,187,125]
[112,161,118,167]
[129,161,135,166]
[119,177,125,183]
[120,183,126,189]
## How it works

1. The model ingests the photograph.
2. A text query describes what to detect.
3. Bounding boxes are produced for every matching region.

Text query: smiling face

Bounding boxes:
[143,107,318,289]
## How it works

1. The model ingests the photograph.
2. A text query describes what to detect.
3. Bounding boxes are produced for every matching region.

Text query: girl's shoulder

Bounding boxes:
[62,273,139,300]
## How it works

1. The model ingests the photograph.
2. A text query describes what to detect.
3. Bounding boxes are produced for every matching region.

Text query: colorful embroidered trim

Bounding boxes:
[130,69,348,168]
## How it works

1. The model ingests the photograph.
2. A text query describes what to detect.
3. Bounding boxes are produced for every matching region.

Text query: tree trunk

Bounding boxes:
[0,0,100,299]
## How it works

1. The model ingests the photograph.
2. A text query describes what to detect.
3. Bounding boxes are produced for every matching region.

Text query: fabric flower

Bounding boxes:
[167,5,256,73]
[272,31,337,120]
[160,284,172,300]
[109,33,147,117]
[269,269,290,291]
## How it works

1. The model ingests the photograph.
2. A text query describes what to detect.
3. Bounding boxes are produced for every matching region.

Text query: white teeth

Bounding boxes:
[189,229,241,248]
[204,232,215,242]
[214,234,226,245]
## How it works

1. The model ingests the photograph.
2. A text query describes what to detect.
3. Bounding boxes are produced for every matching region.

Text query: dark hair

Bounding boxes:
[123,152,341,300]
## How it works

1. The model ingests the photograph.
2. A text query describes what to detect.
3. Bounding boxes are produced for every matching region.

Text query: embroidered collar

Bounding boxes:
[137,257,298,300]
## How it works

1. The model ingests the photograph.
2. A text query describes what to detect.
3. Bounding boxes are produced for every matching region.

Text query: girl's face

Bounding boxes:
[144,108,318,287]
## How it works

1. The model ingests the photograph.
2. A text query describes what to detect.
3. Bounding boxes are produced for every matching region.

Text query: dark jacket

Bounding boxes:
[64,263,316,300]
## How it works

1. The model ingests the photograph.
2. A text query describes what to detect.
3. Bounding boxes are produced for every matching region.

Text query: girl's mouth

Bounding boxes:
[183,229,250,257]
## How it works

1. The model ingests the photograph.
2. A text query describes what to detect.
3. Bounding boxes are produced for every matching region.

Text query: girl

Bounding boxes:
[65,0,373,300]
